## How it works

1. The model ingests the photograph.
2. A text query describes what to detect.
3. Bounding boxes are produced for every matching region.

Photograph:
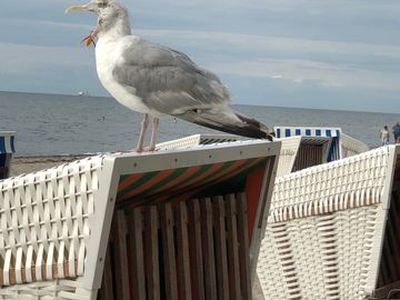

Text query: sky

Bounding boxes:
[1,0,400,113]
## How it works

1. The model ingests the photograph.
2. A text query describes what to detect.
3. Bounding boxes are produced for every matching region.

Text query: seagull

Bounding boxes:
[66,0,274,152]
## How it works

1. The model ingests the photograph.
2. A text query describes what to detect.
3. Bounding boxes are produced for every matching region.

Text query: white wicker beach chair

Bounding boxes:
[0,140,280,299]
[257,145,400,300]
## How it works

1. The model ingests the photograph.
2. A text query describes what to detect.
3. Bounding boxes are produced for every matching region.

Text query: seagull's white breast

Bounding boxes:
[95,37,150,114]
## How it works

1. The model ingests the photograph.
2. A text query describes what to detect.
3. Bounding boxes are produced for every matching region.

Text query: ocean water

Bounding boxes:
[0,91,399,155]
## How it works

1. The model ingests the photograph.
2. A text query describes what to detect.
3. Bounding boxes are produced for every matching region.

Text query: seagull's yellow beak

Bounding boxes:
[65,4,85,13]
[65,2,95,14]
[65,2,98,47]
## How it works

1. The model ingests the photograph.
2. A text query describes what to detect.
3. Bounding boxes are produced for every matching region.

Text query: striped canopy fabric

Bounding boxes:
[116,157,270,240]
[0,132,16,154]
[117,157,266,205]
[274,126,342,162]
[274,126,341,139]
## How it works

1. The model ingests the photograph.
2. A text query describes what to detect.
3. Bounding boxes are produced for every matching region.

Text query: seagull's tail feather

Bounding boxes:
[177,108,274,141]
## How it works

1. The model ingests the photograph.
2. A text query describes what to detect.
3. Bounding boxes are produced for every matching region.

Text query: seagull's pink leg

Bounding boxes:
[135,113,149,152]
[147,117,159,151]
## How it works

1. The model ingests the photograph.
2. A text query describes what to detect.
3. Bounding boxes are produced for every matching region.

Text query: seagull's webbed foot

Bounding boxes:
[141,145,156,152]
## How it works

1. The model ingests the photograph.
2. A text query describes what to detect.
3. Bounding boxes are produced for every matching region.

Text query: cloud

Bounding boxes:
[136,29,400,59]
[211,58,400,92]
[133,28,400,93]
[0,43,92,75]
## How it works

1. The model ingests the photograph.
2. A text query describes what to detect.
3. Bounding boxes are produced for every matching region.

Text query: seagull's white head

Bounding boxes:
[66,0,130,44]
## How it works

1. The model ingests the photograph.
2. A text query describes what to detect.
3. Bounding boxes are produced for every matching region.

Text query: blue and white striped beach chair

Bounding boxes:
[0,132,16,179]
[274,126,342,162]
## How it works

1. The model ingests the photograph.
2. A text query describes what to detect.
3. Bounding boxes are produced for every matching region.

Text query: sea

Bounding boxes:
[1,91,399,155]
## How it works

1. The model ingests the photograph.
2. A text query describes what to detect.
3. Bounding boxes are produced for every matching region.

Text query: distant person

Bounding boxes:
[380,126,390,145]
[393,122,400,144]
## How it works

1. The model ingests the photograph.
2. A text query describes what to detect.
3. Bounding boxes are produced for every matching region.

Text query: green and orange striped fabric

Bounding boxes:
[116,157,267,207]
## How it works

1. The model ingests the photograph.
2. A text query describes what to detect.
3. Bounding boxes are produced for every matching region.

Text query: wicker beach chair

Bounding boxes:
[274,126,343,161]
[0,132,16,180]
[0,140,280,299]
[273,127,369,175]
[257,145,400,300]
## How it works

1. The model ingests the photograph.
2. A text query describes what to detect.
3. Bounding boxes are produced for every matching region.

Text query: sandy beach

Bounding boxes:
[9,154,90,177]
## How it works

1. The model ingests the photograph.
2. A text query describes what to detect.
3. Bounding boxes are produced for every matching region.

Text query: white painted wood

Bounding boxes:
[274,136,301,177]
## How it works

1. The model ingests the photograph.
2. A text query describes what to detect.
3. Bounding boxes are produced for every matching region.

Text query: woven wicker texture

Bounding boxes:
[0,279,92,300]
[0,156,103,294]
[257,146,393,299]
[270,146,389,223]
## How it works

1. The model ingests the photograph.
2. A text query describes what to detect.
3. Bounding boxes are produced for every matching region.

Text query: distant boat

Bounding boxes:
[77,91,90,96]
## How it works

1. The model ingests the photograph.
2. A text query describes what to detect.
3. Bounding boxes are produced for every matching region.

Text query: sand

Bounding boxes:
[9,154,91,177]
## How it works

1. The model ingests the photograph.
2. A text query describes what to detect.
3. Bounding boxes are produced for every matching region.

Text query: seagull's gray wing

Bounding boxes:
[112,37,273,140]
[112,37,230,115]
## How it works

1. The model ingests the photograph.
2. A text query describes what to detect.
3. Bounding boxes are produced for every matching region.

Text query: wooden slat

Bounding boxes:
[144,206,160,300]
[160,202,178,299]
[188,199,205,300]
[114,209,130,300]
[380,239,391,287]
[175,201,192,299]
[225,194,241,300]
[392,192,400,277]
[98,246,114,300]
[212,196,230,300]
[374,279,400,299]
[386,214,400,282]
[236,192,252,300]
[128,207,146,300]
[378,190,400,287]
[256,157,272,230]
[200,197,217,300]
